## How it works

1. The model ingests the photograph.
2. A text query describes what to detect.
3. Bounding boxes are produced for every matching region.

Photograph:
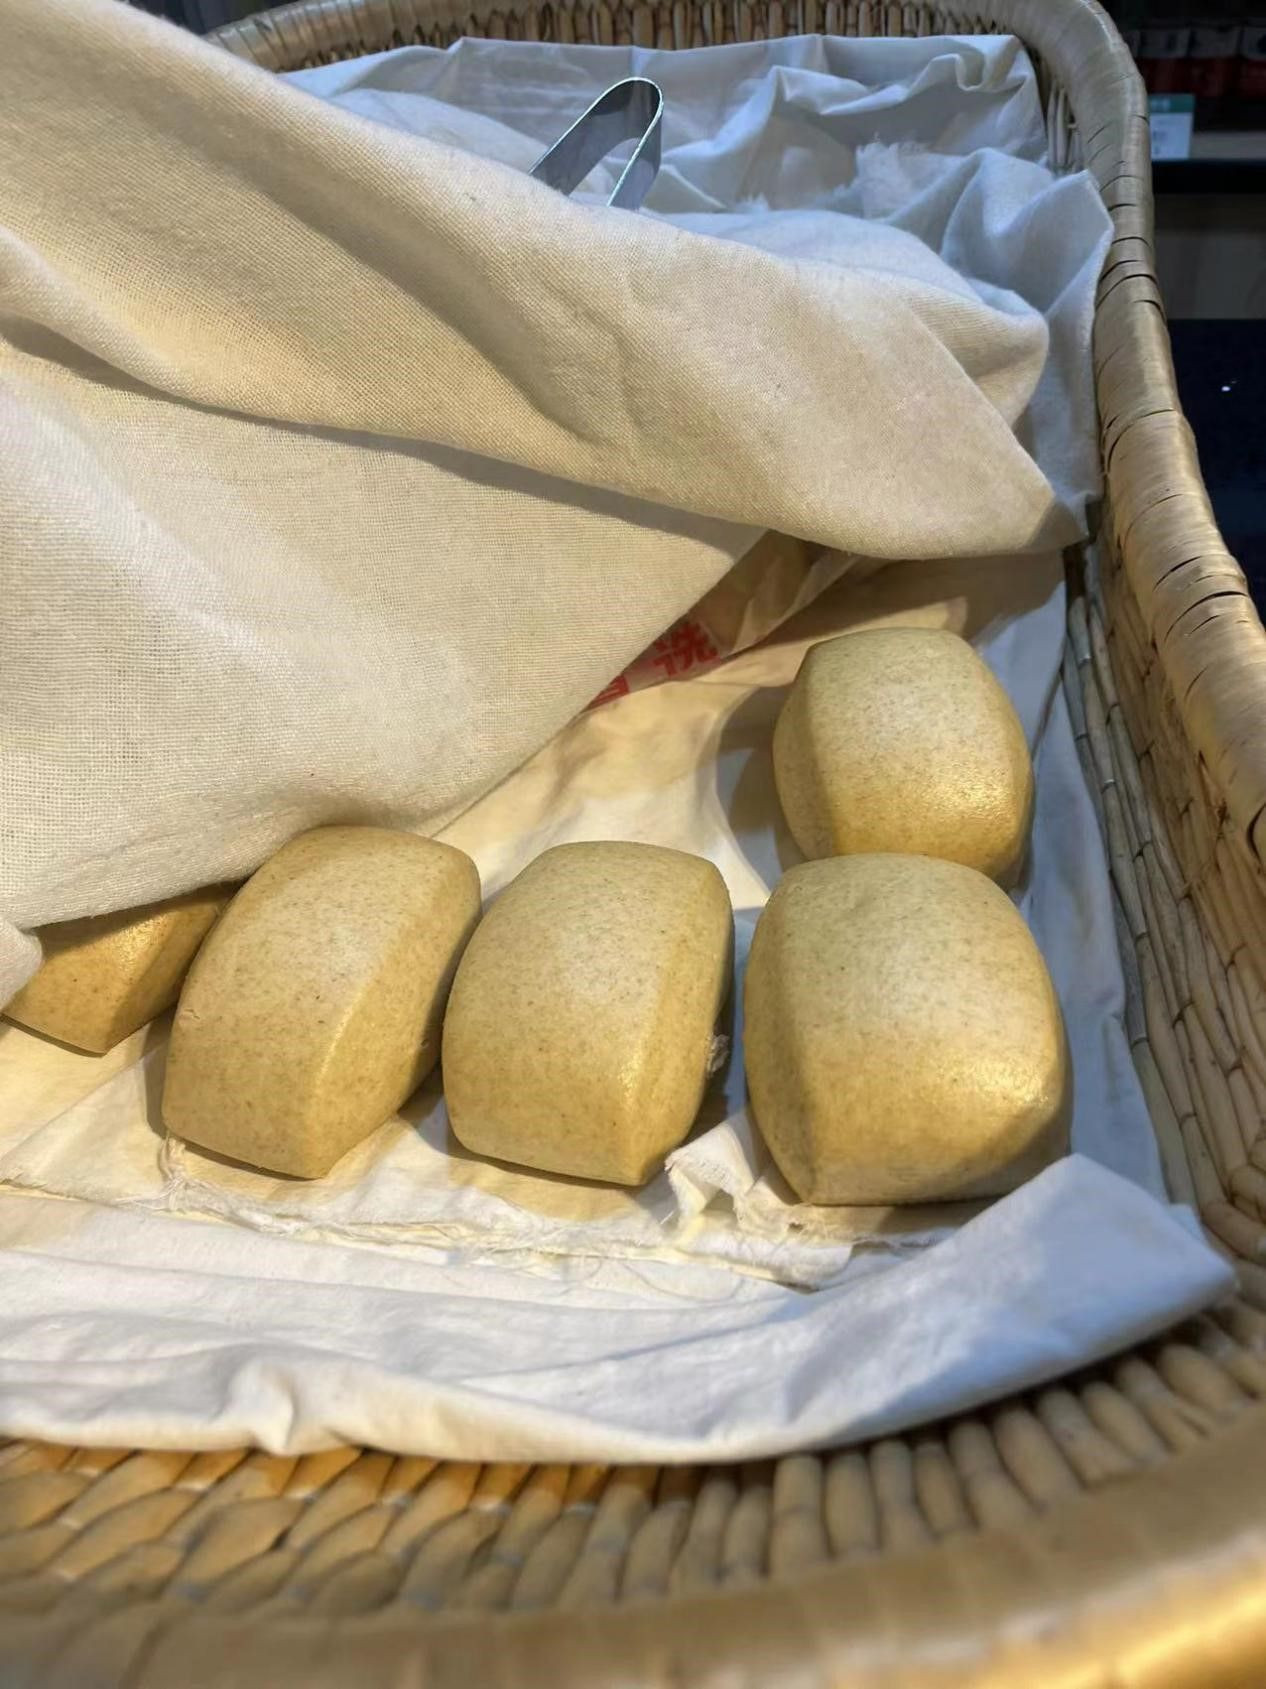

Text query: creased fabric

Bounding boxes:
[0,9,1108,989]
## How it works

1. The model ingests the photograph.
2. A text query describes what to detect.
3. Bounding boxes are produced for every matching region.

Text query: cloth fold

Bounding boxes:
[1,7,1109,985]
[0,1164,1230,1462]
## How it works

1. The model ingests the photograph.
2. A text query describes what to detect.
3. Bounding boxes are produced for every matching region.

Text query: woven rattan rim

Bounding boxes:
[5,0,1266,1680]
[4,1303,1266,1684]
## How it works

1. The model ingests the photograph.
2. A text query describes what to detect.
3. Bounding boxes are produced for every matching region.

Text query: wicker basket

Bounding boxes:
[5,1,1266,1682]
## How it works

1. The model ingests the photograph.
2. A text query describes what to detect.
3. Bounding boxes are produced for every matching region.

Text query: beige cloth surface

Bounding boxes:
[0,4,1099,997]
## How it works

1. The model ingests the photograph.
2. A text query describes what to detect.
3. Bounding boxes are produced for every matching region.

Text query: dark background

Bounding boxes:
[1171,323,1265,595]
[1107,5,1265,597]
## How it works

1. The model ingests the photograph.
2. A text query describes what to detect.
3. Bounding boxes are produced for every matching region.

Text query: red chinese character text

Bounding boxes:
[650,620,719,679]
[588,673,631,710]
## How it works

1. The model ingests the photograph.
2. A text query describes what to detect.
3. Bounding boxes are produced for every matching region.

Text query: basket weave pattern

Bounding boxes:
[5,1,1266,1680]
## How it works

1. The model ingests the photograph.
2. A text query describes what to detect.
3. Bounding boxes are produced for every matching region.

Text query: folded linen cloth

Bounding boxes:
[0,8,1109,988]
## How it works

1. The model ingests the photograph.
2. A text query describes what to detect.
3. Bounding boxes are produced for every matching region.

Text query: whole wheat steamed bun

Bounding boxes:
[3,888,234,1054]
[163,826,481,1178]
[744,853,1070,1205]
[443,841,733,1185]
[773,627,1033,885]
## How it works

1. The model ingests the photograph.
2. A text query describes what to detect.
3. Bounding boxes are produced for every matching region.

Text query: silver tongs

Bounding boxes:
[530,77,664,211]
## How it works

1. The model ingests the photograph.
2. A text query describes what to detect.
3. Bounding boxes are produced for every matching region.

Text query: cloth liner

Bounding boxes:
[0,24,1232,1458]
[0,1169,1227,1463]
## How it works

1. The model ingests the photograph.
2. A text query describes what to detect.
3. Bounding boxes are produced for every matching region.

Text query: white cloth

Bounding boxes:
[0,11,1109,987]
[0,1170,1226,1462]
[0,26,1231,1459]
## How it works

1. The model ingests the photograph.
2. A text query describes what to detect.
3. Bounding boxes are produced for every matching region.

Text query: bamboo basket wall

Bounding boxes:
[5,1,1266,1683]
